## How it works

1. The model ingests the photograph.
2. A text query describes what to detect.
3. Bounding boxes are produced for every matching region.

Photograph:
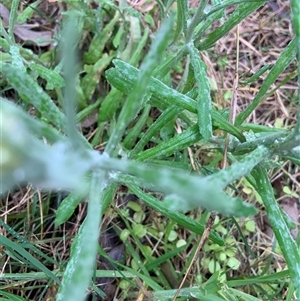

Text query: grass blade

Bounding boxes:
[197,2,265,50]
[251,166,300,298]
[0,291,30,301]
[130,105,182,156]
[291,0,300,136]
[122,104,152,150]
[235,38,297,125]
[0,235,59,284]
[0,219,58,266]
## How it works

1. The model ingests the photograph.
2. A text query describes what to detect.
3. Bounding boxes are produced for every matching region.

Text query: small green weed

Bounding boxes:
[1,0,300,300]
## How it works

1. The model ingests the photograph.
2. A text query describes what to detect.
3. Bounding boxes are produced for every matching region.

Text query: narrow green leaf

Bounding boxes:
[212,109,245,141]
[197,2,264,50]
[227,288,270,301]
[231,131,287,155]
[0,37,10,52]
[0,269,132,281]
[9,0,20,42]
[212,146,270,188]
[29,63,65,90]
[290,0,300,136]
[240,123,287,133]
[0,291,30,301]
[100,183,119,215]
[76,97,102,123]
[152,47,186,78]
[185,0,209,42]
[0,20,12,45]
[119,16,141,62]
[128,26,149,66]
[61,11,84,149]
[84,12,119,64]
[251,166,300,298]
[188,45,212,140]
[0,235,59,284]
[226,270,290,286]
[291,0,300,38]
[81,53,114,103]
[173,0,188,43]
[106,62,245,141]
[130,105,182,157]
[55,190,85,226]
[284,155,300,167]
[122,104,152,150]
[192,0,225,41]
[98,88,124,122]
[239,64,272,85]
[0,219,58,266]
[100,262,163,291]
[153,285,225,300]
[207,0,268,19]
[134,124,201,161]
[106,62,196,112]
[145,246,186,271]
[99,154,258,216]
[235,38,297,125]
[1,64,66,130]
[126,184,224,245]
[17,0,41,24]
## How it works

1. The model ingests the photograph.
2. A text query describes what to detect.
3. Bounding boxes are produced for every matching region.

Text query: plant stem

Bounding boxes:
[186,0,209,42]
